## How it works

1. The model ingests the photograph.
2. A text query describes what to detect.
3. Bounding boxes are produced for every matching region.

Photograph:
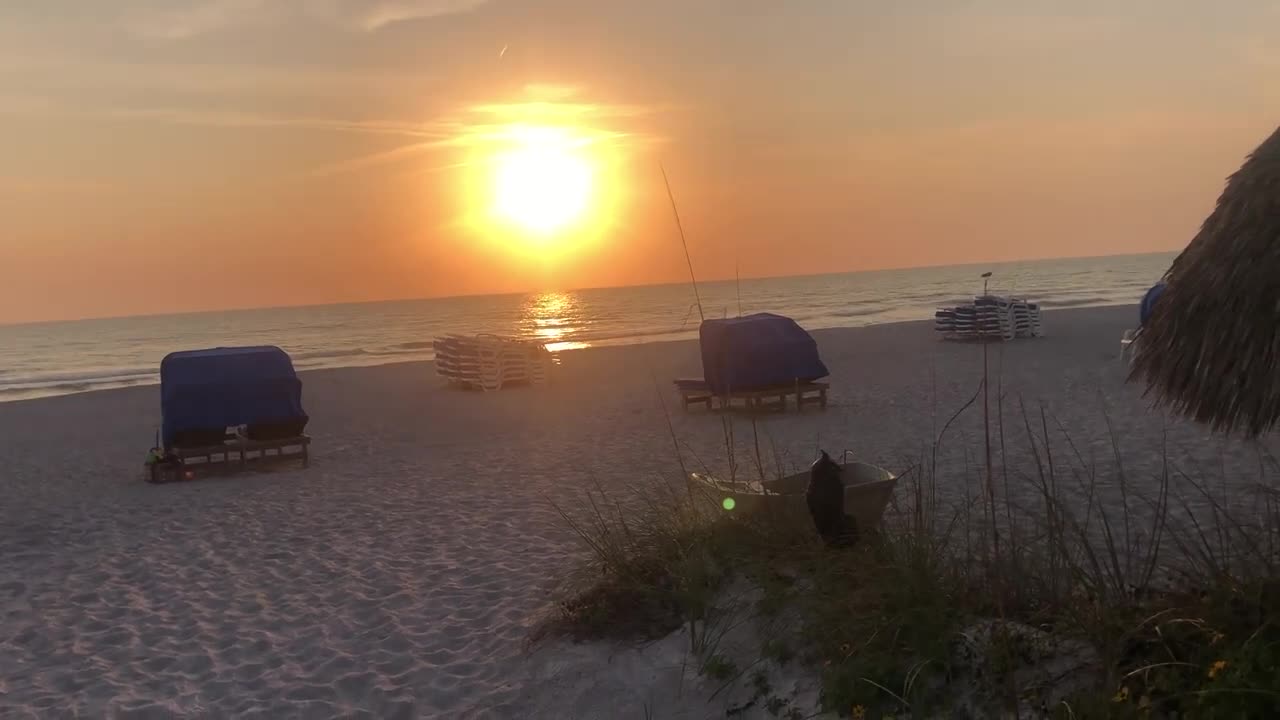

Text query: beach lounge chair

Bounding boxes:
[146,346,310,483]
[936,295,1043,341]
[433,334,550,391]
[674,377,829,412]
[675,313,830,413]
[1120,329,1140,363]
[1120,282,1166,364]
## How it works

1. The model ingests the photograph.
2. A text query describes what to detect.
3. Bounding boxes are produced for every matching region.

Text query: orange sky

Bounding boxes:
[1,1,1277,324]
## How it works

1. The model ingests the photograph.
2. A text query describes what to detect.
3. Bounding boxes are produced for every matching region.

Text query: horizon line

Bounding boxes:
[1,248,1176,329]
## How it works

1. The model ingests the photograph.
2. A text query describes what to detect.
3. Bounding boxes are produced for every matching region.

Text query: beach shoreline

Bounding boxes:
[3,305,1274,718]
[0,251,1173,404]
[0,297,1137,405]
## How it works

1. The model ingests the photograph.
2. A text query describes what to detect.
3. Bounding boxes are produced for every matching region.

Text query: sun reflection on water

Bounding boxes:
[522,291,590,352]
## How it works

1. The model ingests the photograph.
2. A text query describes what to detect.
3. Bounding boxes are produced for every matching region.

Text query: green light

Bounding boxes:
[722,497,736,511]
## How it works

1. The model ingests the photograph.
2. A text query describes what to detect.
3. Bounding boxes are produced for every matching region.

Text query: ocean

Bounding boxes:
[0,252,1173,402]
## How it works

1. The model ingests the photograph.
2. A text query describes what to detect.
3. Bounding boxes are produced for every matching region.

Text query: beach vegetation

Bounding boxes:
[537,127,1280,719]
[545,362,1280,718]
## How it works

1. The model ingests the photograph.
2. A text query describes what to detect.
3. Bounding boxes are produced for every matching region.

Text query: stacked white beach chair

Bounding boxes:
[934,296,1043,341]
[432,334,551,391]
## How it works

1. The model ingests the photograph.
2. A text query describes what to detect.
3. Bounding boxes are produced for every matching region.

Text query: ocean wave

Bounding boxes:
[0,376,155,399]
[563,325,697,344]
[291,344,442,364]
[0,367,157,390]
[389,341,434,351]
[1037,296,1128,309]
[828,306,890,320]
[0,382,92,396]
[290,348,371,361]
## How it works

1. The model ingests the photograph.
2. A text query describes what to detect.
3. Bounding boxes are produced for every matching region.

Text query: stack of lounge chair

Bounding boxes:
[935,296,1043,341]
[432,334,551,391]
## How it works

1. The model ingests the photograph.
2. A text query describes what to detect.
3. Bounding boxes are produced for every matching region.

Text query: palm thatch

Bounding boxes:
[1129,125,1280,436]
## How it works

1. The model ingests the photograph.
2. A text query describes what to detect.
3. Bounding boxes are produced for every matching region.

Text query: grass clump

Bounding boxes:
[704,653,739,682]
[801,533,969,715]
[546,474,809,650]
[547,391,1280,718]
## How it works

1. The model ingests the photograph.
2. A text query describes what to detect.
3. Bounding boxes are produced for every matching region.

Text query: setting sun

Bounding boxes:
[489,126,594,236]
[455,102,633,265]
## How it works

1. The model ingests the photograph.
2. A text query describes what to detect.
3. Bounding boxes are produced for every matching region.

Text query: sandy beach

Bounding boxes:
[2,305,1276,719]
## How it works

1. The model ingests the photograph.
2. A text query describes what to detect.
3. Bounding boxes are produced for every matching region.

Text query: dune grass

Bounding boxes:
[546,375,1280,718]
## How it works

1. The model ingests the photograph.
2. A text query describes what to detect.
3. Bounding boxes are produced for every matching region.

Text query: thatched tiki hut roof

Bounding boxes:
[1130,125,1280,436]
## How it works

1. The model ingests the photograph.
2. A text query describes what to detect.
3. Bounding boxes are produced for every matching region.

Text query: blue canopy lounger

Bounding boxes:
[674,377,829,412]
[674,313,830,412]
[1121,282,1167,363]
[147,345,311,483]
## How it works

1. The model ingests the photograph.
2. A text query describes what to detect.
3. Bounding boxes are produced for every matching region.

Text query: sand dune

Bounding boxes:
[2,306,1275,718]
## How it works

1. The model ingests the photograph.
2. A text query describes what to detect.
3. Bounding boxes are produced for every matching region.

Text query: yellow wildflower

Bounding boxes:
[1112,686,1130,703]
[851,705,867,720]
[1208,659,1228,679]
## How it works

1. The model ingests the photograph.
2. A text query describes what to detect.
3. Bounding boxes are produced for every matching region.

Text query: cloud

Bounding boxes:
[303,140,451,178]
[130,0,275,40]
[339,0,490,31]
[0,50,438,101]
[411,84,664,150]
[0,177,117,195]
[303,85,666,179]
[103,107,448,138]
[129,0,489,39]
[464,83,665,126]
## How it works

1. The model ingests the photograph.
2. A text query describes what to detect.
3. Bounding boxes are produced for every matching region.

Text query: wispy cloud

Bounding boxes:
[305,139,453,178]
[0,93,457,140]
[0,52,436,99]
[129,0,489,39]
[0,82,666,187]
[345,0,489,31]
[0,177,117,195]
[303,84,666,179]
[460,83,665,138]
[103,107,449,138]
[130,0,268,40]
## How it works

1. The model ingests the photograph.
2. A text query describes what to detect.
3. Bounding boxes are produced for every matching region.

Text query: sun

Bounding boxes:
[489,127,594,236]
[455,116,625,259]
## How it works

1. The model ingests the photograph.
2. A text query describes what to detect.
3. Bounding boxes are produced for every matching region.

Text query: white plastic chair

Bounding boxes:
[1120,329,1139,363]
